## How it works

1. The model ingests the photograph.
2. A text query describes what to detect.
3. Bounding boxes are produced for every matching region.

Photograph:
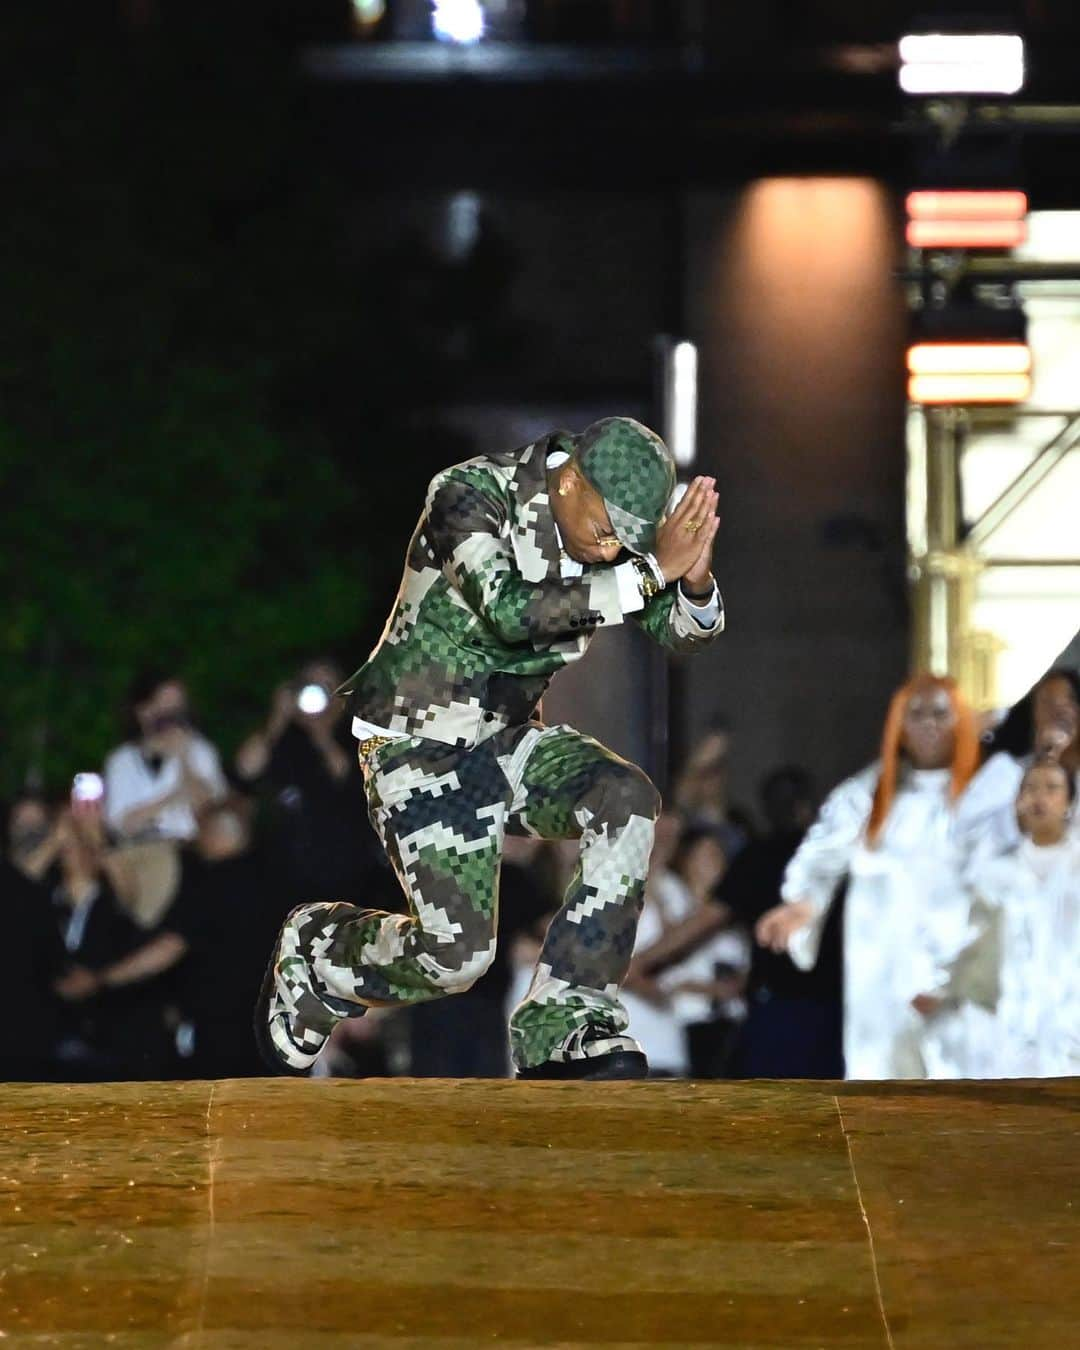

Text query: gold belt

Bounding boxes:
[356,734,396,762]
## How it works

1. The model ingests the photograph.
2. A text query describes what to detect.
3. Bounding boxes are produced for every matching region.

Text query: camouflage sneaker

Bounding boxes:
[516,1022,648,1080]
[254,905,362,1076]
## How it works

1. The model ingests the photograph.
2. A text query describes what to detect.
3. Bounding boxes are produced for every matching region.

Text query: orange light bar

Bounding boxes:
[907,343,1031,376]
[909,372,1032,403]
[906,218,1028,248]
[906,190,1028,221]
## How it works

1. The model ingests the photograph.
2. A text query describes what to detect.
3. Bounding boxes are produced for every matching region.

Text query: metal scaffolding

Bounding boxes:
[908,405,1080,707]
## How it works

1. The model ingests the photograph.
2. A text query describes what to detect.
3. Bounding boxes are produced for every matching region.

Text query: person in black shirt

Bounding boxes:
[720,767,843,1078]
[50,810,174,1080]
[59,802,291,1079]
[164,803,292,1077]
[1,799,67,1080]
[234,660,391,906]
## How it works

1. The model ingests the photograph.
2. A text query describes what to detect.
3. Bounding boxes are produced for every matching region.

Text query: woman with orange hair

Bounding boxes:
[756,674,980,1079]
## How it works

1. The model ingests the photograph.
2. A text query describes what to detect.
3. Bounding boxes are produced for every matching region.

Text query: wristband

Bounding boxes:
[642,552,666,592]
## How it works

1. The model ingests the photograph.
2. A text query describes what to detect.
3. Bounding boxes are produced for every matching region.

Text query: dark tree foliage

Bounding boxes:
[0,5,455,792]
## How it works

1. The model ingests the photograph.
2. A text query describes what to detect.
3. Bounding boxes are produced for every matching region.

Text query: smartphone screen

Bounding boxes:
[72,772,105,804]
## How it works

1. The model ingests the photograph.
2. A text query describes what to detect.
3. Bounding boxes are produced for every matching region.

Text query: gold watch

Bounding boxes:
[631,556,660,601]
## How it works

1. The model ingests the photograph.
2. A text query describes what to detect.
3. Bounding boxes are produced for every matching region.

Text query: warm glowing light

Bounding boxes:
[738,179,889,281]
[907,343,1032,375]
[906,219,1027,248]
[352,0,386,27]
[729,178,895,437]
[899,33,1025,95]
[432,0,485,44]
[908,341,1032,402]
[905,192,1028,248]
[906,191,1028,221]
[909,373,1032,403]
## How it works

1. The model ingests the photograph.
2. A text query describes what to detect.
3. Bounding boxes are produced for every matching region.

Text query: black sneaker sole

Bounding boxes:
[516,1050,649,1081]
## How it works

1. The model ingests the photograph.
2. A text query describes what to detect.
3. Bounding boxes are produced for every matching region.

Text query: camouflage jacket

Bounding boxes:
[340,434,723,749]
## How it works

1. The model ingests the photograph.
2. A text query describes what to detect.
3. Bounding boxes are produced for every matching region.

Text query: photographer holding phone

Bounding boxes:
[103,671,228,844]
[234,660,385,904]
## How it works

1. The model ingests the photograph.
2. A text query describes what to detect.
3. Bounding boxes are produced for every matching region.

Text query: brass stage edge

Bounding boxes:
[1,1078,1077,1348]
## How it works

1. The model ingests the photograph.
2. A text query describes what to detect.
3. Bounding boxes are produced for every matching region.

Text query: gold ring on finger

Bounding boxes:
[684,519,702,534]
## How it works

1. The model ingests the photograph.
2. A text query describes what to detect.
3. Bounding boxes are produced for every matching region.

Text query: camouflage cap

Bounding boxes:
[573,417,676,555]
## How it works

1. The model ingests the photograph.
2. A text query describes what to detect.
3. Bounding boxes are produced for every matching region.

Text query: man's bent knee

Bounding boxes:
[421,941,496,995]
[587,764,661,833]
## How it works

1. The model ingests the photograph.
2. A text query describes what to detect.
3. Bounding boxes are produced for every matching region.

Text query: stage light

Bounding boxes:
[908,373,1032,403]
[432,0,485,45]
[905,192,1028,248]
[907,343,1032,376]
[668,341,698,468]
[899,33,1025,95]
[907,342,1032,403]
[907,191,1028,221]
[907,219,1027,247]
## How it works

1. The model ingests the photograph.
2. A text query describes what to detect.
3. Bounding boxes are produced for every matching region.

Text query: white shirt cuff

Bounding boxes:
[613,560,646,614]
[351,716,405,743]
[677,581,721,629]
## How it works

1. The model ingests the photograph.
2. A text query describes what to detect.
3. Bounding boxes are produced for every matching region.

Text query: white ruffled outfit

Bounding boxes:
[946,836,1080,1078]
[781,764,972,1079]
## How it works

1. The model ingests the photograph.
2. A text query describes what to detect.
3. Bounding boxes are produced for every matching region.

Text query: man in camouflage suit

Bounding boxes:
[257,417,723,1078]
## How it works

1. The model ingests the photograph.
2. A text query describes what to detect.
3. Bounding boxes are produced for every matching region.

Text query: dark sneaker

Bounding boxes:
[254,905,362,1076]
[516,1023,649,1080]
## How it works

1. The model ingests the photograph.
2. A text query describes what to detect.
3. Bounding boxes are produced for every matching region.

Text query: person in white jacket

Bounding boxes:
[912,754,1080,1078]
[756,674,980,1079]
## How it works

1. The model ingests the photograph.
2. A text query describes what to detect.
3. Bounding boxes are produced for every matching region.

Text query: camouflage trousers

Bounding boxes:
[292,722,659,1069]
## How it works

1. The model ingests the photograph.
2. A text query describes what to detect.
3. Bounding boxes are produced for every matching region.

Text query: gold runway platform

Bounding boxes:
[1,1078,1077,1348]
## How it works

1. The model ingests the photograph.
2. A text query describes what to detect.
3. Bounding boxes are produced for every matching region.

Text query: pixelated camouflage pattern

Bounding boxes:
[339,434,717,749]
[281,722,658,1069]
[575,417,676,555]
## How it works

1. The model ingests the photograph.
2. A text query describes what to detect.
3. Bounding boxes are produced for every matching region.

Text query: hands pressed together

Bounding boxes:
[653,475,720,591]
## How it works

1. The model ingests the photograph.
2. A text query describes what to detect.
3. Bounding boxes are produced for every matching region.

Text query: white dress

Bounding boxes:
[781,764,972,1080]
[950,836,1080,1078]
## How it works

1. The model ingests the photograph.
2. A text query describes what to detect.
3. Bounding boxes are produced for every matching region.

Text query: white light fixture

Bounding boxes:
[432,0,485,45]
[898,33,1025,95]
[661,339,698,468]
[907,342,1033,404]
[670,341,698,467]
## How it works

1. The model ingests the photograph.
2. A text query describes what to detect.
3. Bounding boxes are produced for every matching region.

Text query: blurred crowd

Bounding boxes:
[2,660,1078,1083]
